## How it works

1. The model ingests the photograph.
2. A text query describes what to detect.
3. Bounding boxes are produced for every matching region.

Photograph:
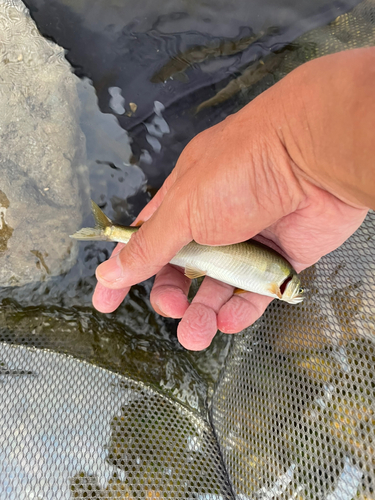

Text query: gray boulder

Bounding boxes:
[0,0,87,286]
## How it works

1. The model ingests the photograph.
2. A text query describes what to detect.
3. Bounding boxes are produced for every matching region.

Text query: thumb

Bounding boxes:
[134,171,176,225]
[95,179,193,289]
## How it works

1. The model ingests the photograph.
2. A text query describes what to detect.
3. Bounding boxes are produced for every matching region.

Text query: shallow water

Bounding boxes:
[0,0,366,418]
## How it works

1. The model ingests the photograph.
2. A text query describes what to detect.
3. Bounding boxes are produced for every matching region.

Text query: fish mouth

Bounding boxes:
[280,276,304,305]
[286,292,305,304]
[282,284,304,304]
[287,294,304,304]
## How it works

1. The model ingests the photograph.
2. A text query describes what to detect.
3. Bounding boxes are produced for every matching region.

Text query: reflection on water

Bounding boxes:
[23,0,363,187]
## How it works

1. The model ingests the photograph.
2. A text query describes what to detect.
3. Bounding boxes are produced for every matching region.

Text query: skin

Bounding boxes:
[93,47,375,351]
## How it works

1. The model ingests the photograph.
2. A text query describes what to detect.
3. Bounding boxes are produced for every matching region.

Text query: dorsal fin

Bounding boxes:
[91,200,113,230]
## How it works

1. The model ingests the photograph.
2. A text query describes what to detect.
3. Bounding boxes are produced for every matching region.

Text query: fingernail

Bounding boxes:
[97,255,123,283]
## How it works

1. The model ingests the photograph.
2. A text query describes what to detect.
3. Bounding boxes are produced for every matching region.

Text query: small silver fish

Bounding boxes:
[70,201,304,304]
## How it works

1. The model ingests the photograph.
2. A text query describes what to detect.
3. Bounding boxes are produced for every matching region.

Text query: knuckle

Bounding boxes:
[191,216,218,245]
[179,141,198,167]
[189,194,225,246]
[179,130,208,165]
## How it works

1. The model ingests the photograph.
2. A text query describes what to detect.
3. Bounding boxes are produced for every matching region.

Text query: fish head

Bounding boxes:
[281,274,304,304]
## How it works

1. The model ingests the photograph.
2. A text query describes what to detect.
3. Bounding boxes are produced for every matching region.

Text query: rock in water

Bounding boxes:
[0,0,87,286]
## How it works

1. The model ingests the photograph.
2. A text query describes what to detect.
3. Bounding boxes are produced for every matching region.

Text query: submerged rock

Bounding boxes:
[0,0,87,286]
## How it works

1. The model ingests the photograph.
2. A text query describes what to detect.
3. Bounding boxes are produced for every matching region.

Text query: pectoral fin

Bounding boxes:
[268,282,282,299]
[234,288,248,295]
[184,266,206,280]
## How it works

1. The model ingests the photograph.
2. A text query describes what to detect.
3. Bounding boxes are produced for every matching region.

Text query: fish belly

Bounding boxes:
[170,242,284,298]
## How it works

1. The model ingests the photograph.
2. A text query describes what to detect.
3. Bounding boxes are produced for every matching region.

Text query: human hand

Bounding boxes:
[93,51,371,351]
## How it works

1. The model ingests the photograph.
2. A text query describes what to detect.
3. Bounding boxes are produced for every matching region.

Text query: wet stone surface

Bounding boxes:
[0,190,13,253]
[0,0,88,287]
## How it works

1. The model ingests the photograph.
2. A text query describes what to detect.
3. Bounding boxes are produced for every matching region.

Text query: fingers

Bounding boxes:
[92,243,128,312]
[96,177,193,289]
[134,172,176,225]
[92,282,129,313]
[92,174,177,313]
[218,293,273,333]
[150,267,273,350]
[176,281,272,350]
[94,245,273,348]
[177,277,234,351]
[150,265,191,318]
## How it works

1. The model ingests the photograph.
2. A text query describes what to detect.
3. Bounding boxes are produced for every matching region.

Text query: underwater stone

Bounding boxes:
[0,0,87,286]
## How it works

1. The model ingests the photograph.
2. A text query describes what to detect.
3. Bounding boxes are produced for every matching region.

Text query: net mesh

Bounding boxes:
[0,344,233,499]
[212,211,375,499]
[0,0,375,498]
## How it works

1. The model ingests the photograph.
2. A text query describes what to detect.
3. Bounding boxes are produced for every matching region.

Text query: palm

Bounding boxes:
[262,187,367,273]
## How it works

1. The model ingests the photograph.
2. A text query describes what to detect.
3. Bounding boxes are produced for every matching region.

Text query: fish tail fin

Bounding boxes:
[91,200,113,230]
[69,227,109,241]
[70,201,113,241]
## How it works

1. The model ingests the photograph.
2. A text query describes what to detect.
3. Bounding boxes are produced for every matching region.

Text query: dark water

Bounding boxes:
[23,0,360,186]
[0,0,363,416]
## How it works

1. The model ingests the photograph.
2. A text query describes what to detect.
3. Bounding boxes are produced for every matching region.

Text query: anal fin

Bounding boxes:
[234,288,248,295]
[184,266,206,280]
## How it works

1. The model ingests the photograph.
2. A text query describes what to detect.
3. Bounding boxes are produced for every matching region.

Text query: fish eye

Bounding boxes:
[298,287,304,294]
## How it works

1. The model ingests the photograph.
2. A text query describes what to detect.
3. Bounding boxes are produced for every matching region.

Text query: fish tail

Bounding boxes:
[69,227,109,241]
[69,200,113,241]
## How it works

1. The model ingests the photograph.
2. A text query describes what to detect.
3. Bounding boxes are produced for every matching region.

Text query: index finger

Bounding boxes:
[95,176,193,289]
[92,173,177,311]
[134,171,177,225]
